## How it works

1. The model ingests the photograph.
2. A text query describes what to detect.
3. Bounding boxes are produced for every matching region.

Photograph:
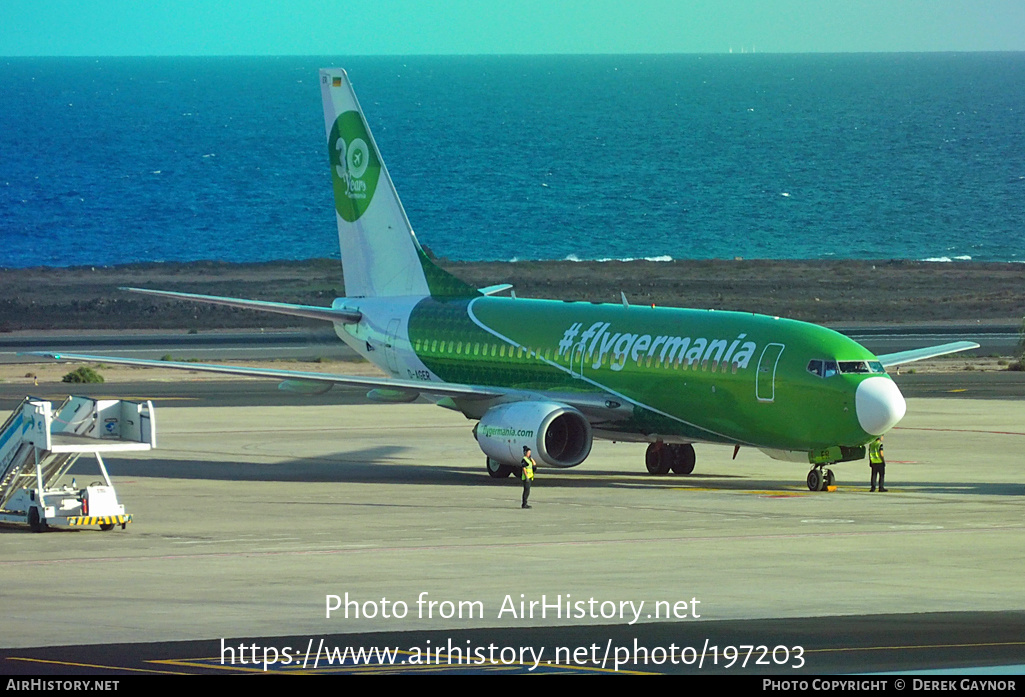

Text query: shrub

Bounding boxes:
[62,366,105,383]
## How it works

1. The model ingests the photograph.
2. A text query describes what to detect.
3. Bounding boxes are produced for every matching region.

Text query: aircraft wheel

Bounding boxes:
[28,507,47,533]
[807,468,825,492]
[824,469,835,487]
[669,444,696,475]
[645,443,671,475]
[100,523,115,532]
[486,458,513,479]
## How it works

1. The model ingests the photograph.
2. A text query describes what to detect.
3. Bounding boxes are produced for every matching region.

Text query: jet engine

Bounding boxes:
[475,401,592,468]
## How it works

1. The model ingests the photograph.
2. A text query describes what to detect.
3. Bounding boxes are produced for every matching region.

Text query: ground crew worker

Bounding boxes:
[869,436,887,492]
[521,446,536,508]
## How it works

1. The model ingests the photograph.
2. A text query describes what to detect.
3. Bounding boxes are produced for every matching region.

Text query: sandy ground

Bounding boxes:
[2,258,1024,330]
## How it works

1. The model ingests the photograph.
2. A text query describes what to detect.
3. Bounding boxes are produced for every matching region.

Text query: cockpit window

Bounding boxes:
[838,360,887,374]
[809,359,884,378]
[806,359,840,377]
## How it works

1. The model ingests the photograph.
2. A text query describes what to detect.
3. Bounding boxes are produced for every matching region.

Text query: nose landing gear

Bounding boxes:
[806,466,835,491]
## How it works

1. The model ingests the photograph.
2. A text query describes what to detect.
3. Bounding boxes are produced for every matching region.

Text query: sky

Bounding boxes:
[2,0,1024,56]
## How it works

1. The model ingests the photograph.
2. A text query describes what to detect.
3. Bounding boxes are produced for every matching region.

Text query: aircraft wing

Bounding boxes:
[876,341,980,368]
[122,287,363,324]
[28,352,504,401]
[29,351,632,425]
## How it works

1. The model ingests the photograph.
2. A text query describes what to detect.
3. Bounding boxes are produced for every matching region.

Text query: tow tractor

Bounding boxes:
[0,396,156,532]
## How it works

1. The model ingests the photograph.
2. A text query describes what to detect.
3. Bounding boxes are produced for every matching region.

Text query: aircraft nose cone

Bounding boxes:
[856,377,907,435]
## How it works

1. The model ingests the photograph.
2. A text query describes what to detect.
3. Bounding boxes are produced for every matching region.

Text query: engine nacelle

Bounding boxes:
[475,401,592,468]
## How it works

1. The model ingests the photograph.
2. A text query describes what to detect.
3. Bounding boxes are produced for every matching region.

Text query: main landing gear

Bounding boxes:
[806,465,835,491]
[645,442,696,475]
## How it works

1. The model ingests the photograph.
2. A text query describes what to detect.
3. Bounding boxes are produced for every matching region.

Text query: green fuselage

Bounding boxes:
[394,296,883,452]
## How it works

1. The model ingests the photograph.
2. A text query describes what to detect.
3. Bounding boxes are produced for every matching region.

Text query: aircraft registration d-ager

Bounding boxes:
[36,69,978,491]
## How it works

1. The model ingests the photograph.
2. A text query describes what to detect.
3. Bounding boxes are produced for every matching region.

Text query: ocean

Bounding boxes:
[1,54,1023,268]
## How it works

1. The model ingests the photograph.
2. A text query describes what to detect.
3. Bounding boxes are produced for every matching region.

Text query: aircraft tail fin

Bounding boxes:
[320,69,477,299]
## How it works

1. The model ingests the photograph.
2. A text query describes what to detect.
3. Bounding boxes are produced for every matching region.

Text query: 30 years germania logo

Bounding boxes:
[329,111,380,222]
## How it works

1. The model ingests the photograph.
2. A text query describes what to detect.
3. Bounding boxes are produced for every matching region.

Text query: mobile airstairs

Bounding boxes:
[0,397,155,532]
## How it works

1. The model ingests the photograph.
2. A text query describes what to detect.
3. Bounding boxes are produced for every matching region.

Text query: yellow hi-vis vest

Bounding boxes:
[521,457,535,481]
[869,439,884,464]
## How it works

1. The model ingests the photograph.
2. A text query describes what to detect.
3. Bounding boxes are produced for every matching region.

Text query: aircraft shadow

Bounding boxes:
[64,449,767,489]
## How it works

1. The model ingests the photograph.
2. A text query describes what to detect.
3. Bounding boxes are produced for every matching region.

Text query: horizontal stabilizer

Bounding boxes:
[877,341,980,367]
[478,284,513,296]
[122,287,362,324]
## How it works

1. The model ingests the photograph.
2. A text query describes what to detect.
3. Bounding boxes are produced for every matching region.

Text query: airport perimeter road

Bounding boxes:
[1,394,1024,674]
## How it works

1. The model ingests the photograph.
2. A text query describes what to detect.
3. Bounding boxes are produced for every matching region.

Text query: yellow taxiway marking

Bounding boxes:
[152,654,649,675]
[808,640,1025,654]
[7,656,188,674]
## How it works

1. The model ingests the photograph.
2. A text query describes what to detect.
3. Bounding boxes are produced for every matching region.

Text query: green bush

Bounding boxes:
[1007,361,1025,372]
[61,366,105,383]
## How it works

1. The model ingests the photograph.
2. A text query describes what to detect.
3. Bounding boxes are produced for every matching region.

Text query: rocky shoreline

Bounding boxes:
[1,258,1023,332]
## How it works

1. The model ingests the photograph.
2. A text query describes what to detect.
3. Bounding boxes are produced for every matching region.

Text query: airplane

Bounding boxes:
[35,68,979,491]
